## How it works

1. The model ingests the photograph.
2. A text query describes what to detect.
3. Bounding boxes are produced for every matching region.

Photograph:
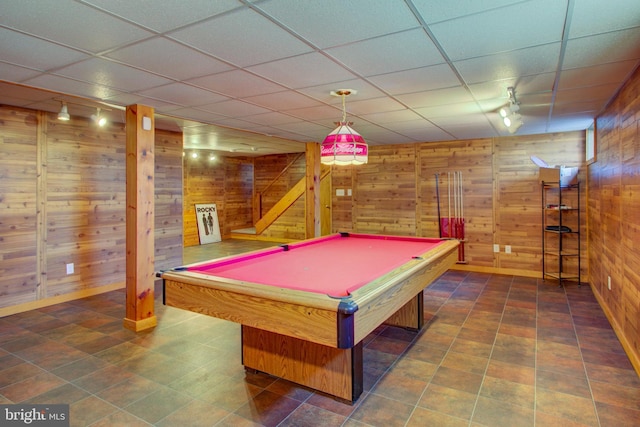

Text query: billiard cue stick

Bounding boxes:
[454,171,459,238]
[459,171,465,262]
[435,174,442,238]
[447,171,452,238]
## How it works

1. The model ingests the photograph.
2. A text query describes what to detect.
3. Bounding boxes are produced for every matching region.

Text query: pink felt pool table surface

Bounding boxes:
[187,233,446,297]
[160,232,458,402]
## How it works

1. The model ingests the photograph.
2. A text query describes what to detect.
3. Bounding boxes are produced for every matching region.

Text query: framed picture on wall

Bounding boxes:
[586,121,596,164]
[195,203,221,244]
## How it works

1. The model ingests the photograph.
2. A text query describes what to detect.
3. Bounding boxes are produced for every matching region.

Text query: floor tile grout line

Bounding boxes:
[466,274,514,426]
[534,277,540,427]
[564,283,603,427]
[361,271,474,426]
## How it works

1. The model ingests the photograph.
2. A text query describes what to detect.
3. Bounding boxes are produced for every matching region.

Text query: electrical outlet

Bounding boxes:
[493,244,500,253]
[607,276,611,290]
[66,263,74,275]
[505,245,512,254]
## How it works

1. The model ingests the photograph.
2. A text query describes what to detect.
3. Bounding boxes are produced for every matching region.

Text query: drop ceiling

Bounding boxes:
[1,0,639,156]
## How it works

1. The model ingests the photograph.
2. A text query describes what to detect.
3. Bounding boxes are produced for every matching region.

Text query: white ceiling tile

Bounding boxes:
[204,117,268,131]
[547,115,595,133]
[326,28,446,76]
[362,130,414,145]
[558,60,640,90]
[563,27,640,69]
[383,118,438,132]
[0,0,153,53]
[430,0,567,61]
[163,107,228,124]
[239,111,301,126]
[54,58,173,92]
[255,0,419,48]
[197,99,272,117]
[84,0,241,32]
[368,64,461,95]
[396,87,474,109]
[297,80,387,101]
[168,8,313,67]
[397,126,454,142]
[188,70,285,98]
[359,109,423,124]
[347,97,407,115]
[243,91,323,111]
[281,105,346,121]
[447,125,499,140]
[103,93,180,112]
[1,0,638,151]
[0,63,42,83]
[247,52,357,88]
[569,0,640,38]
[22,74,123,100]
[415,101,484,119]
[411,0,526,24]
[469,73,556,103]
[138,83,229,106]
[0,29,89,71]
[430,113,492,127]
[454,43,562,85]
[105,37,234,80]
[554,83,621,105]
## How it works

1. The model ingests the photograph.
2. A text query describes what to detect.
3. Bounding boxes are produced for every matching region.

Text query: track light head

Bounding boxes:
[500,87,523,133]
[91,108,107,127]
[57,102,70,121]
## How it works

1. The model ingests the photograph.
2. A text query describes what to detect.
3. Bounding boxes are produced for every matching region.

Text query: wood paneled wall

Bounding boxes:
[419,139,494,266]
[183,153,226,246]
[253,154,306,241]
[182,152,309,245]
[254,153,305,214]
[153,131,184,267]
[182,153,254,246]
[354,144,418,235]
[589,64,640,372]
[330,132,586,278]
[0,107,38,307]
[493,133,586,275]
[0,105,182,313]
[222,159,254,236]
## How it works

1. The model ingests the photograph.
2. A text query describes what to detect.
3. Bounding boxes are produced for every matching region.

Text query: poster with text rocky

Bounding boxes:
[195,203,221,244]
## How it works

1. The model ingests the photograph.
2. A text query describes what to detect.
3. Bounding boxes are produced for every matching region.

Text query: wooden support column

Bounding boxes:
[305,142,321,239]
[123,104,157,332]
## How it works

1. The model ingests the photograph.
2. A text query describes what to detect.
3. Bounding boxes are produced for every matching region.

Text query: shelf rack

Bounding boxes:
[541,182,581,286]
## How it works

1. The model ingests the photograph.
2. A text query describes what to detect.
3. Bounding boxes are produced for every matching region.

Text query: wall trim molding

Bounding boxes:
[0,282,125,318]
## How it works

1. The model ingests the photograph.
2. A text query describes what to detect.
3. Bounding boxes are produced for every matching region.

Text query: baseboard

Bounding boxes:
[590,285,640,378]
[0,282,125,318]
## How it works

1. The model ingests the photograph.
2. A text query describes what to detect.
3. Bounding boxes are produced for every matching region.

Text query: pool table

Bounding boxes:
[160,232,458,402]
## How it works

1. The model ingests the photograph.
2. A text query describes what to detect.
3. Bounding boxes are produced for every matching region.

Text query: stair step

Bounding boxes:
[231,227,257,235]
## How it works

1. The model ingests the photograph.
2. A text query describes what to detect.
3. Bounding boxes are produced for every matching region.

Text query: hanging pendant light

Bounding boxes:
[321,89,368,165]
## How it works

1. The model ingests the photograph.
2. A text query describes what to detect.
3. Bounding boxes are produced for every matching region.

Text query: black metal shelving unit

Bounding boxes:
[541,181,581,286]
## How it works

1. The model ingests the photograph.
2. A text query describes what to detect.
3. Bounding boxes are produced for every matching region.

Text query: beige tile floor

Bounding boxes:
[1,239,639,426]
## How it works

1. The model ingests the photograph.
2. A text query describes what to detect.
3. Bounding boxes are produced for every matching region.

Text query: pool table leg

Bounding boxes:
[241,325,363,403]
[384,290,424,330]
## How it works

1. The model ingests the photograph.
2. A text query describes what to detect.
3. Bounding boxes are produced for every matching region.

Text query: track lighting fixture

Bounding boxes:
[91,108,107,127]
[57,102,70,121]
[500,87,523,133]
